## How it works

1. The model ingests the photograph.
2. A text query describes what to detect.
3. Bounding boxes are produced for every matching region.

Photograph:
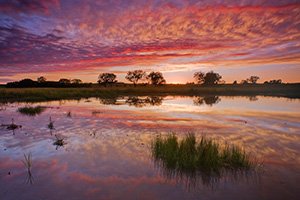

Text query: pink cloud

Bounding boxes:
[1,0,300,83]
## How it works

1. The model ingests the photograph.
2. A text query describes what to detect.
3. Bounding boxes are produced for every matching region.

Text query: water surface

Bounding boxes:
[0,96,300,200]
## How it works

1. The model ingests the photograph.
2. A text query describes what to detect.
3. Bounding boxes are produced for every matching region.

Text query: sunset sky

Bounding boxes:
[1,0,300,84]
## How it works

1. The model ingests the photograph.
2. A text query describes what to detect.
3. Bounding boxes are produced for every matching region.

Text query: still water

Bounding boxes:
[0,96,300,200]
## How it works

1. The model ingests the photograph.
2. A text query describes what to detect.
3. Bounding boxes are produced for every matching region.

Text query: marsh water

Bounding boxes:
[0,96,300,200]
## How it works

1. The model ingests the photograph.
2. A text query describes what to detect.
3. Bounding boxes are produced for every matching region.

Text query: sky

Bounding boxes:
[0,0,300,84]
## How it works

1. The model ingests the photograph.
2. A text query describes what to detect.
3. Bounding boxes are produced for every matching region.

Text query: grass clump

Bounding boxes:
[151,133,257,174]
[18,105,45,116]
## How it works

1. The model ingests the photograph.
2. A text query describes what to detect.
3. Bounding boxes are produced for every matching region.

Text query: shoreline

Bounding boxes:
[1,84,300,103]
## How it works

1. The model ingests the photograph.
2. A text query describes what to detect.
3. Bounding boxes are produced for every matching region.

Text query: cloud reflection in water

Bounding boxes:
[0,96,299,199]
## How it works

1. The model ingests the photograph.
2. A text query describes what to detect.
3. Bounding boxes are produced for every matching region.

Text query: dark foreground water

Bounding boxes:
[0,96,300,200]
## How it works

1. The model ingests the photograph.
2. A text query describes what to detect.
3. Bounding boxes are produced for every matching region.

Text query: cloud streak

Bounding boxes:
[0,0,300,83]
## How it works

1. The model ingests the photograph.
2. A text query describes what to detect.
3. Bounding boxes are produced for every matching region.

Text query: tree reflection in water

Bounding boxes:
[193,96,221,106]
[126,96,163,107]
[97,96,163,107]
[98,97,118,105]
[249,96,259,101]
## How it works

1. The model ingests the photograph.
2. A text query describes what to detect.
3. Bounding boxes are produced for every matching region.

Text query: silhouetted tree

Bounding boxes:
[264,79,282,84]
[71,79,83,84]
[240,80,248,84]
[233,80,237,84]
[18,79,37,87]
[193,72,205,84]
[194,71,222,85]
[147,72,166,85]
[204,71,222,85]
[125,70,146,86]
[98,73,117,87]
[248,76,260,84]
[274,79,282,84]
[6,78,91,88]
[58,78,71,85]
[37,76,47,83]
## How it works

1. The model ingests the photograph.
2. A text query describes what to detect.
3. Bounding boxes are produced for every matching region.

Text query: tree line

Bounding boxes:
[99,70,282,86]
[98,71,166,87]
[6,77,91,88]
[6,70,283,88]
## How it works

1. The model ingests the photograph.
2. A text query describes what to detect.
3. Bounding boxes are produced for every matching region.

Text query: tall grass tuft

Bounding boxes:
[151,133,258,174]
[18,106,45,116]
[22,153,32,171]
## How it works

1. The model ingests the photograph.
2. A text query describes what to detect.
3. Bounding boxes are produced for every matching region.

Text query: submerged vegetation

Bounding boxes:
[18,105,46,116]
[151,133,258,175]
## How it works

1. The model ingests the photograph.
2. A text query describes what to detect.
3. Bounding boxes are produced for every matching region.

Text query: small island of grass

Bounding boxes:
[18,106,46,116]
[151,133,259,174]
